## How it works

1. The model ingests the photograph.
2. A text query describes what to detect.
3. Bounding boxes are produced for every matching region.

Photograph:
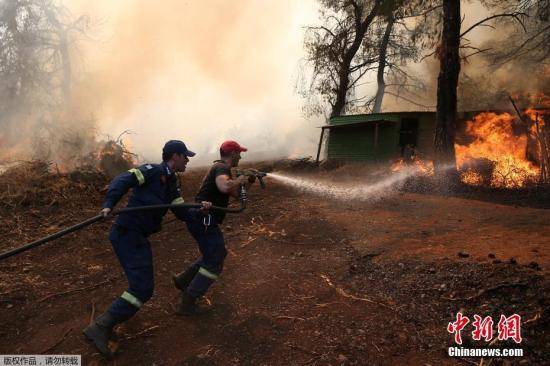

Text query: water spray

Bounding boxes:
[266,164,453,202]
[1,164,451,262]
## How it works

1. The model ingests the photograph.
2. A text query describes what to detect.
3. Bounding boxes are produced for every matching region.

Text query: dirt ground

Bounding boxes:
[0,167,548,365]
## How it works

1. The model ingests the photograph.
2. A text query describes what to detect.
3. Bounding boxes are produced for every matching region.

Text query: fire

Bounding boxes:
[525,108,546,133]
[525,107,549,183]
[390,159,405,172]
[391,157,434,176]
[413,158,434,175]
[455,112,539,188]
[460,170,483,186]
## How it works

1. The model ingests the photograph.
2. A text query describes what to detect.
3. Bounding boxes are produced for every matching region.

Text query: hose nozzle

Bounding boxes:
[236,169,267,189]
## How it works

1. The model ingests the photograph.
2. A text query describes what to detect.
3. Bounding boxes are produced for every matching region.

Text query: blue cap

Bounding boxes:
[163,140,196,158]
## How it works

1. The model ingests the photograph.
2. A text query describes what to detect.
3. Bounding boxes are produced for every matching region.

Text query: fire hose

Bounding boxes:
[0,170,268,261]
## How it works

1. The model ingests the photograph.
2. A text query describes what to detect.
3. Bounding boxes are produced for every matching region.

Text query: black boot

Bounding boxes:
[175,292,209,316]
[172,266,199,291]
[83,311,117,358]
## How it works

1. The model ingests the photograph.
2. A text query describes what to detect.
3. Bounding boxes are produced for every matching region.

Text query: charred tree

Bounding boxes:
[434,0,460,174]
[433,1,526,173]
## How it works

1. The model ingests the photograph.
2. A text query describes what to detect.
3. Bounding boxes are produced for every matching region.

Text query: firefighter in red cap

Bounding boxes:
[172,140,254,315]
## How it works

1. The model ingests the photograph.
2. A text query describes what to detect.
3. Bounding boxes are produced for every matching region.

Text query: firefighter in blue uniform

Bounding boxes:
[172,140,254,315]
[83,140,211,358]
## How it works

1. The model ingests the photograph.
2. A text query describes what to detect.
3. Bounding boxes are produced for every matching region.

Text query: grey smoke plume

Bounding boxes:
[66,0,322,165]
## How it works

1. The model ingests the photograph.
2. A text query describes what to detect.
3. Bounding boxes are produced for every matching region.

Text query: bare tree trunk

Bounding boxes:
[434,0,460,175]
[331,0,381,118]
[373,17,394,114]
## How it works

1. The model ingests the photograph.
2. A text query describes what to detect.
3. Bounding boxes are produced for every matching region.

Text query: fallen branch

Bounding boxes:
[441,282,528,301]
[40,327,73,354]
[320,274,393,309]
[124,325,160,340]
[241,236,258,248]
[38,278,116,303]
[276,315,307,321]
[315,301,350,308]
[524,311,542,325]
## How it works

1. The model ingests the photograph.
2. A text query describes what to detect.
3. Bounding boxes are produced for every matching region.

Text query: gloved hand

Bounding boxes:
[200,201,212,213]
[239,169,258,184]
[236,175,249,185]
[100,208,112,217]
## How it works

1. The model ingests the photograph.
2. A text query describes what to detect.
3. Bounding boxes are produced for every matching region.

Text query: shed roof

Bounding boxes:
[329,111,435,126]
[318,119,396,129]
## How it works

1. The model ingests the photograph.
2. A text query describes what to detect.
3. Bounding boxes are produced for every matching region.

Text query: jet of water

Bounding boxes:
[267,165,441,202]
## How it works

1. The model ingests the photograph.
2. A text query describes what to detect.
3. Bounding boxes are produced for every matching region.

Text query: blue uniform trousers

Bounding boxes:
[106,225,154,323]
[184,210,227,298]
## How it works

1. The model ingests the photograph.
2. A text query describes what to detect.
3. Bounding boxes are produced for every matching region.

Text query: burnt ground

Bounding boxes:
[0,167,549,366]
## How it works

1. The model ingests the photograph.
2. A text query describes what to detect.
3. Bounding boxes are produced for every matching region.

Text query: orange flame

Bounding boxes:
[460,170,483,186]
[391,157,434,176]
[455,112,539,188]
[525,108,546,133]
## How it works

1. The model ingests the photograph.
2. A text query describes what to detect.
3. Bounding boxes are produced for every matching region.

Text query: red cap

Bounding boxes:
[220,140,248,154]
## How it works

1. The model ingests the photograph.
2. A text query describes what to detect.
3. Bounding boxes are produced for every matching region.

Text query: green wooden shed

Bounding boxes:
[316,111,437,163]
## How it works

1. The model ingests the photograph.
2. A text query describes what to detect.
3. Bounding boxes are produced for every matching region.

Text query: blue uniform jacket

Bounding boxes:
[102,162,188,236]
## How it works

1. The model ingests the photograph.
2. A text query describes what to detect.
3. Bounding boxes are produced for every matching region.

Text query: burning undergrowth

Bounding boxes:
[97,136,136,178]
[0,160,108,209]
[391,98,550,206]
[391,157,435,176]
[455,111,545,188]
[0,136,136,209]
[386,93,550,191]
[455,93,549,188]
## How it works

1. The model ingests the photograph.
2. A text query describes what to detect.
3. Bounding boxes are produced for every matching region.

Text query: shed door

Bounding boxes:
[399,118,419,148]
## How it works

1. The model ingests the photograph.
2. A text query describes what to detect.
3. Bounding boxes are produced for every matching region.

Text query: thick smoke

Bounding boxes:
[380,2,549,113]
[65,0,321,166]
[3,1,546,168]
